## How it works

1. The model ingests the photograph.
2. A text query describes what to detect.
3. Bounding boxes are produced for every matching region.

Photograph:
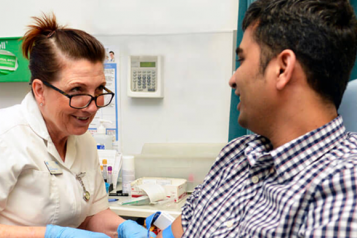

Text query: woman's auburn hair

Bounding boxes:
[21,13,105,84]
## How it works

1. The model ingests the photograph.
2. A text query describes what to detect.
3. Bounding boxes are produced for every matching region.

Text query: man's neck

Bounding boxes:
[262,102,337,150]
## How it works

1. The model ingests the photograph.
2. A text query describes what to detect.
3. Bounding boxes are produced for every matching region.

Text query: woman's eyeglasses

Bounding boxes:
[36,80,115,109]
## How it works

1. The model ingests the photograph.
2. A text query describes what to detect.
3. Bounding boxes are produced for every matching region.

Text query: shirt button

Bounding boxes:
[226,220,234,228]
[252,176,259,184]
[270,168,275,174]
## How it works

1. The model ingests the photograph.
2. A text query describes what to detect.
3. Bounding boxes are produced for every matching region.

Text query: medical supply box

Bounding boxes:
[134,143,226,193]
[130,177,187,202]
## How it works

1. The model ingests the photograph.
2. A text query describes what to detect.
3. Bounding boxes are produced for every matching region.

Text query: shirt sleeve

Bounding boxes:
[181,183,203,230]
[299,159,357,237]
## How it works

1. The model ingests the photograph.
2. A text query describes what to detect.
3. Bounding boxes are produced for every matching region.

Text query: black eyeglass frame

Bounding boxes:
[33,80,115,109]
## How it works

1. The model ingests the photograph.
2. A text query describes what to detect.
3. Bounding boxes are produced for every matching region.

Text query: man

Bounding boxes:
[158,0,357,237]
[109,51,115,62]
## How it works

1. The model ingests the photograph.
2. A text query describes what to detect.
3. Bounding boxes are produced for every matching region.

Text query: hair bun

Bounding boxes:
[21,13,61,59]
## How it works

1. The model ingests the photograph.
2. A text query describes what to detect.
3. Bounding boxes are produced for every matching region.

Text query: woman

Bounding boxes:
[0,13,154,238]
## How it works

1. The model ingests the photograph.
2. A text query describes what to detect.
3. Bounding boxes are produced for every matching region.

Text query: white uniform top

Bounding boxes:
[0,93,108,227]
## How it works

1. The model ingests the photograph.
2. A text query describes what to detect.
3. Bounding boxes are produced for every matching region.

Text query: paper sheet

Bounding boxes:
[137,183,166,202]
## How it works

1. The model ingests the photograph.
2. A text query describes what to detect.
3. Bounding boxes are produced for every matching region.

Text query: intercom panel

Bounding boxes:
[127,56,163,98]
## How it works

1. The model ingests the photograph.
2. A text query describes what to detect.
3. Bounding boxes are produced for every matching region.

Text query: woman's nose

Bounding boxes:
[84,99,99,112]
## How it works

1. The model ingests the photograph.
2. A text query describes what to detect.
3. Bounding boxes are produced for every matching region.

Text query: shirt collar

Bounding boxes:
[245,136,272,168]
[244,116,346,183]
[270,116,346,183]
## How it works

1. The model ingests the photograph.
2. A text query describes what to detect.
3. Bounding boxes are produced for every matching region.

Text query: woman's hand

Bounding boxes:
[45,224,110,238]
[117,220,156,238]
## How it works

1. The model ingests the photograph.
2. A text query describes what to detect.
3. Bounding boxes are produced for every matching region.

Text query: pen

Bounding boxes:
[108,198,119,202]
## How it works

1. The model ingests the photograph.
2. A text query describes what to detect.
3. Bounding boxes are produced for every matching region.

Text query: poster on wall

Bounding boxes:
[0,37,30,82]
[88,46,120,152]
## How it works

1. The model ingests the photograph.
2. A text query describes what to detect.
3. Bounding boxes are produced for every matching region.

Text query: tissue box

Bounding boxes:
[131,177,187,202]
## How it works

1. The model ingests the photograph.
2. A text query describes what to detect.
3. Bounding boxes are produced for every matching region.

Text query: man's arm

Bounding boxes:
[171,216,184,237]
[157,215,184,238]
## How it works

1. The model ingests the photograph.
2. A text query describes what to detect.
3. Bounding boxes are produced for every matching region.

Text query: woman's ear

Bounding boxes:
[276,49,296,90]
[32,79,45,106]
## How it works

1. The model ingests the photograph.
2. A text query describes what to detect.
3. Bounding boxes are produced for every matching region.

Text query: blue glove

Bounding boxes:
[161,224,175,238]
[146,212,174,238]
[117,220,156,238]
[45,224,110,238]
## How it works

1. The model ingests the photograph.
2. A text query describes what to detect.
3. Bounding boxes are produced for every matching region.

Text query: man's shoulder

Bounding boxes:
[316,132,357,181]
[215,134,256,163]
[346,131,357,142]
[338,131,357,158]
[222,134,257,152]
[341,131,357,161]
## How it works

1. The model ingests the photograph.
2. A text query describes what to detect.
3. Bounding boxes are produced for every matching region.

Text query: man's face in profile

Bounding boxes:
[229,26,277,132]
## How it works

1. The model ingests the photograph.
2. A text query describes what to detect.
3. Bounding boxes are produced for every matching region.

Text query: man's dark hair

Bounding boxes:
[243,0,357,109]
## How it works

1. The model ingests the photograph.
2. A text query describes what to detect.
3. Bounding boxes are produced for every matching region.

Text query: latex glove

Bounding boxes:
[117,220,157,238]
[161,224,175,238]
[45,224,110,238]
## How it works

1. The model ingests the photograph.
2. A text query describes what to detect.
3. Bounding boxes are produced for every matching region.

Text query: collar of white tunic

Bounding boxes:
[21,92,51,141]
[21,92,77,168]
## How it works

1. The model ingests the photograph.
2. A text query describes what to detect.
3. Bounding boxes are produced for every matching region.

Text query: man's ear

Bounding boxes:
[32,79,46,105]
[276,49,296,90]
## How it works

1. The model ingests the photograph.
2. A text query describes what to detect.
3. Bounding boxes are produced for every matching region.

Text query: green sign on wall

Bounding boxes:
[0,37,30,82]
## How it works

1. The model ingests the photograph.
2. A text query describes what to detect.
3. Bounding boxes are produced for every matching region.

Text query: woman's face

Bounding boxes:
[41,59,106,141]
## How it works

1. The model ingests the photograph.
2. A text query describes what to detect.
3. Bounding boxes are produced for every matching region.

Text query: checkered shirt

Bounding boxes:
[181,116,357,237]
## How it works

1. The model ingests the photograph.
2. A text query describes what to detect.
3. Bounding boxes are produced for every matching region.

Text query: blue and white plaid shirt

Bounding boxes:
[181,116,357,237]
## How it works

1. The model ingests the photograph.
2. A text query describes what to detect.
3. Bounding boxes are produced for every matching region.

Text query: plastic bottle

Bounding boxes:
[94,119,113,150]
[122,155,135,195]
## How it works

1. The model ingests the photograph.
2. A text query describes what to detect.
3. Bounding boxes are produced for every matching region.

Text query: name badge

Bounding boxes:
[44,161,63,175]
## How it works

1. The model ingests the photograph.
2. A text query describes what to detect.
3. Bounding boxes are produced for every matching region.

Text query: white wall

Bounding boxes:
[0,0,238,154]
[0,0,237,37]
